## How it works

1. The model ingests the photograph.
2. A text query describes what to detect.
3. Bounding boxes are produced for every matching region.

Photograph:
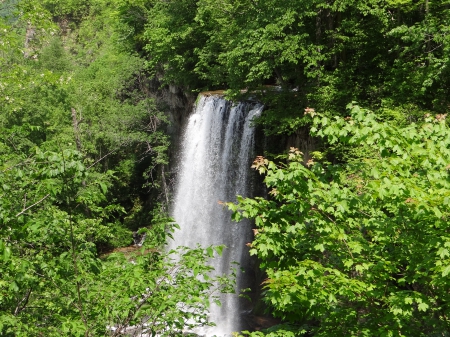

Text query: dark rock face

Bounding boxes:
[148,79,196,146]
[244,315,282,332]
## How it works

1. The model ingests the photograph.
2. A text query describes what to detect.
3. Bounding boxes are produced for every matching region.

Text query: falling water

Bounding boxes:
[169,94,263,336]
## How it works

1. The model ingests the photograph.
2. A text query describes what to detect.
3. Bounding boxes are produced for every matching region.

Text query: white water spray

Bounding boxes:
[169,94,262,336]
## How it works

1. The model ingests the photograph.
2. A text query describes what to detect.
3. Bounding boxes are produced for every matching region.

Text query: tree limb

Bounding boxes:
[16,193,50,217]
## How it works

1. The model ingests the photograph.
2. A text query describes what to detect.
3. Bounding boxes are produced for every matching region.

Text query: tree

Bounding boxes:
[228,104,450,336]
[0,145,234,336]
[142,0,450,137]
[0,2,236,335]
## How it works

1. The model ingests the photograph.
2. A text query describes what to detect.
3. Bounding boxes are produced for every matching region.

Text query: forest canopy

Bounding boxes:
[142,0,450,134]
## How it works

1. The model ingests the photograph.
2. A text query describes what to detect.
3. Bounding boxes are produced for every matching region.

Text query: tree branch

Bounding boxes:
[14,288,32,316]
[16,193,50,217]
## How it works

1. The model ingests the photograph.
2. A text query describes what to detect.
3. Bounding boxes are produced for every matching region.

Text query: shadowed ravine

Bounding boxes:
[168,94,263,336]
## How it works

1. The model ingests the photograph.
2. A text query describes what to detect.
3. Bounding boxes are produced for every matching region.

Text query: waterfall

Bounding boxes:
[168,94,263,336]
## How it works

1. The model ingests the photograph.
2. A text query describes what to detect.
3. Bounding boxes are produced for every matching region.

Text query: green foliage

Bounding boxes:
[143,0,450,133]
[238,323,307,337]
[5,0,450,335]
[0,143,234,336]
[228,104,450,336]
[0,0,172,231]
[39,38,71,72]
[143,0,208,89]
[0,3,236,336]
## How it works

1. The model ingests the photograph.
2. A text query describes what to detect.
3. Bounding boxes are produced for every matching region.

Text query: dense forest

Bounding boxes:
[1,0,450,336]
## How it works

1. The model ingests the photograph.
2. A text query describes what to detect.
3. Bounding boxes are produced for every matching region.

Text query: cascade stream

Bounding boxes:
[168,94,263,336]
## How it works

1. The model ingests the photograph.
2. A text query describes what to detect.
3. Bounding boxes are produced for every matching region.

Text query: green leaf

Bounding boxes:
[314,243,325,252]
[206,246,214,258]
[99,182,108,194]
[3,246,11,261]
[418,302,429,312]
[442,265,450,277]
[214,245,225,256]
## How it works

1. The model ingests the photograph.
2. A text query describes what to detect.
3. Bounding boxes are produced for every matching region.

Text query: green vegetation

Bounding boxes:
[142,0,450,134]
[229,105,450,335]
[0,0,233,335]
[1,0,450,335]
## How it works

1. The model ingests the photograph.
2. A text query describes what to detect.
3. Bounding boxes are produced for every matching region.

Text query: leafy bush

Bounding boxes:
[229,104,450,336]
